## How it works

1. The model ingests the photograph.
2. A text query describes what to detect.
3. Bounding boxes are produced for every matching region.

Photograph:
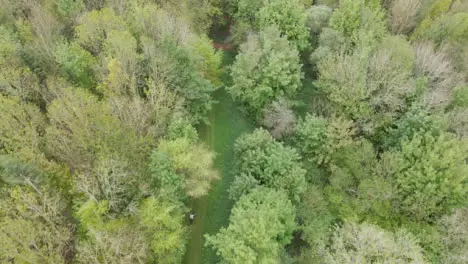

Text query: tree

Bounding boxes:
[438,208,468,264]
[205,188,296,264]
[142,37,217,123]
[75,8,126,54]
[75,200,150,264]
[414,42,462,109]
[230,128,306,202]
[54,40,97,89]
[137,197,187,264]
[306,5,333,45]
[297,185,334,263]
[156,137,219,198]
[103,30,139,79]
[329,0,386,48]
[189,36,223,86]
[294,115,355,166]
[0,94,44,157]
[76,197,188,264]
[229,0,309,50]
[325,221,427,264]
[315,36,416,133]
[261,98,296,139]
[229,26,303,116]
[451,86,468,109]
[257,0,309,50]
[388,0,422,35]
[392,132,468,221]
[0,185,72,264]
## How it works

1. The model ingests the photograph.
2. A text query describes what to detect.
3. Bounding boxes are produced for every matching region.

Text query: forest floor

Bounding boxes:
[183,51,254,264]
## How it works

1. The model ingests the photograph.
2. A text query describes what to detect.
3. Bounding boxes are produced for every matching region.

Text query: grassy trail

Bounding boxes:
[183,52,254,263]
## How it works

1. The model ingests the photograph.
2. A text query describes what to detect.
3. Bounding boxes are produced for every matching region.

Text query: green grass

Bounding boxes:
[183,51,254,264]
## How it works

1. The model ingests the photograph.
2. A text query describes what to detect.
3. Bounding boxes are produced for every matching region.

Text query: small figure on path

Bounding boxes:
[189,212,195,224]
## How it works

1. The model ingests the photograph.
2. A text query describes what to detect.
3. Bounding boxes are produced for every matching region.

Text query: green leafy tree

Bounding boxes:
[189,36,223,86]
[229,26,303,116]
[205,188,296,264]
[325,221,427,264]
[294,115,355,166]
[329,0,386,48]
[0,185,71,264]
[138,197,187,264]
[75,8,126,54]
[391,132,468,221]
[54,40,97,89]
[157,137,219,198]
[315,36,416,133]
[230,0,309,50]
[230,128,306,202]
[75,200,150,263]
[297,185,335,263]
[257,0,309,50]
[143,37,217,123]
[0,94,44,156]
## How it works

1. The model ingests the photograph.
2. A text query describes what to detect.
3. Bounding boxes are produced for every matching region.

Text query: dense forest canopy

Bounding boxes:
[0,0,467,263]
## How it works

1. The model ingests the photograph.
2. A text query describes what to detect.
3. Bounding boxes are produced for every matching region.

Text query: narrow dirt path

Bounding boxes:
[183,64,254,263]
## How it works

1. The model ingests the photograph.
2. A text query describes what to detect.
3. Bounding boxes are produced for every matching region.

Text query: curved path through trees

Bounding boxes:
[183,51,254,264]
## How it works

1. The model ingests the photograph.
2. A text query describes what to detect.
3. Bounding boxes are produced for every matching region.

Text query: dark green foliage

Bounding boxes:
[145,38,217,123]
[230,129,306,202]
[54,41,97,89]
[206,187,296,264]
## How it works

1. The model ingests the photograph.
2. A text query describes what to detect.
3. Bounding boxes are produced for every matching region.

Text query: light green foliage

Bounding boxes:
[45,88,150,171]
[329,0,386,48]
[127,3,196,44]
[0,25,20,64]
[76,200,150,263]
[54,40,97,89]
[190,36,223,86]
[138,197,187,264]
[257,0,309,50]
[412,0,452,39]
[103,30,139,77]
[230,128,306,202]
[323,139,377,221]
[0,185,71,264]
[315,36,416,133]
[229,26,302,115]
[393,132,468,221]
[438,208,468,264]
[206,188,296,264]
[294,115,356,166]
[75,8,126,54]
[0,95,44,156]
[325,221,427,263]
[230,0,309,49]
[157,137,219,198]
